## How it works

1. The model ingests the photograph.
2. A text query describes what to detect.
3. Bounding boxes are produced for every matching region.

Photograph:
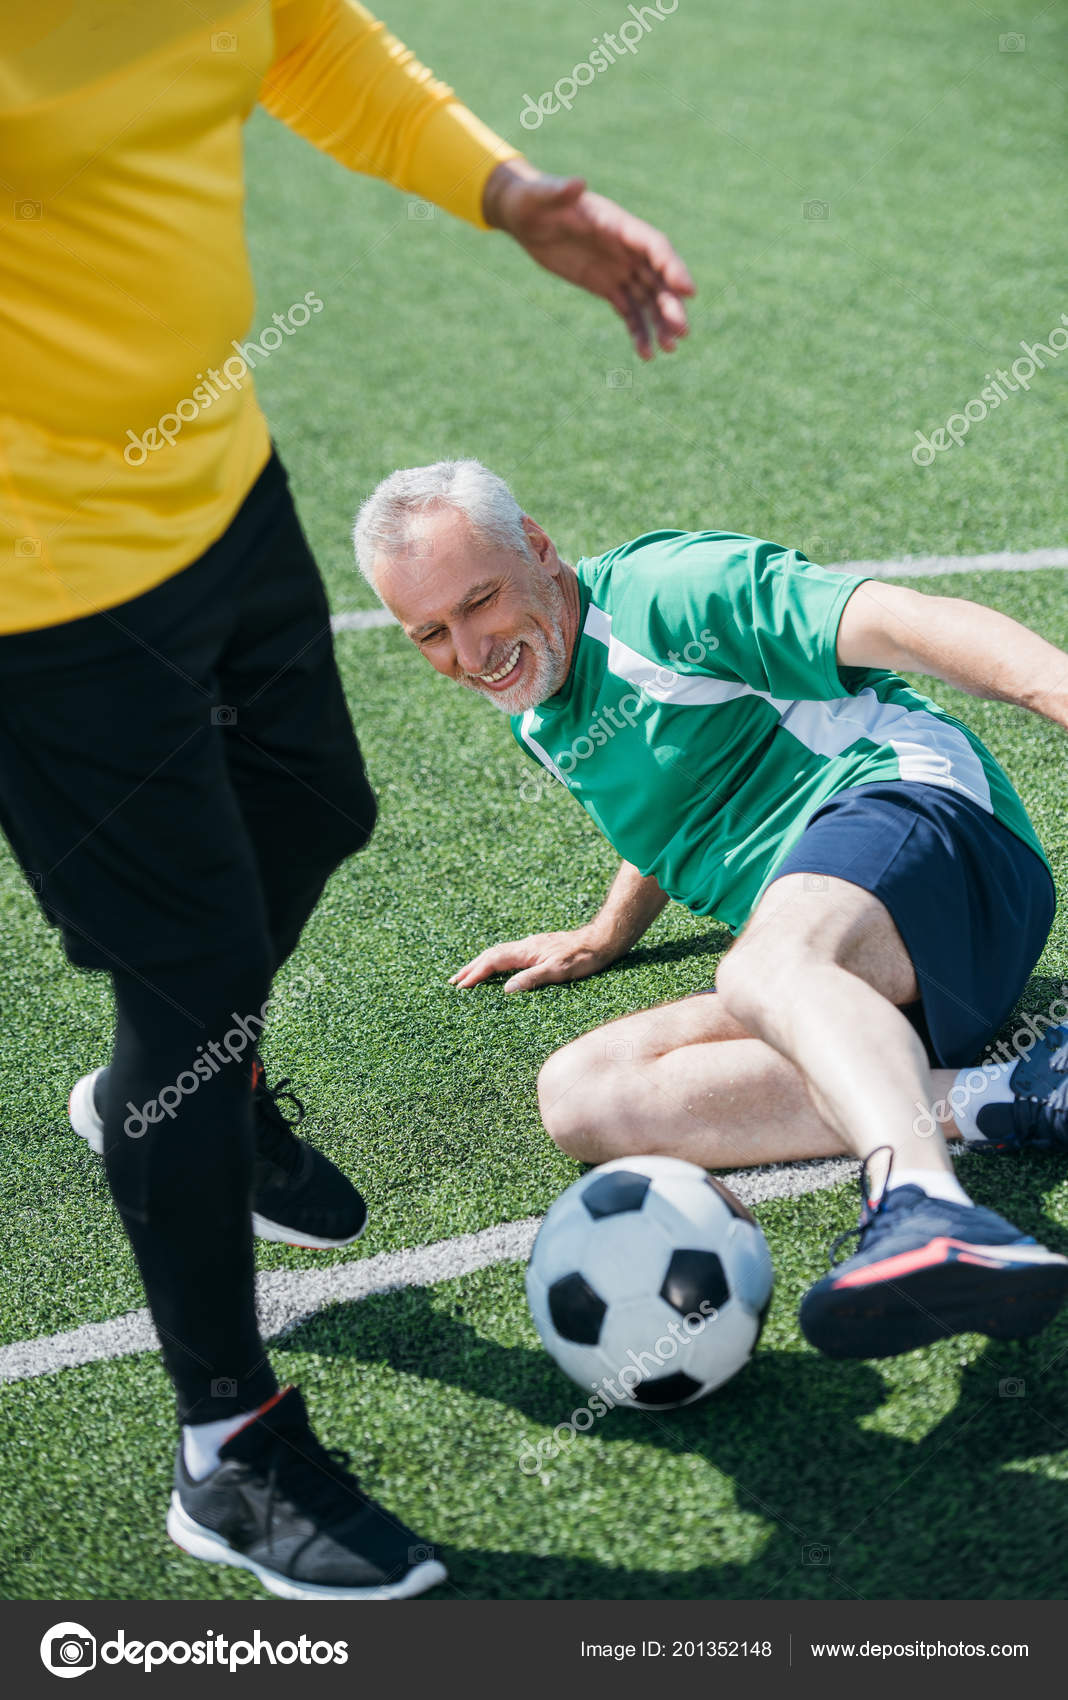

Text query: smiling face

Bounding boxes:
[374,506,579,715]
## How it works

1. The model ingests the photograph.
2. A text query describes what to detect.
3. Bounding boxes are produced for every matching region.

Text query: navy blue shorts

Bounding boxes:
[767,781,1056,1069]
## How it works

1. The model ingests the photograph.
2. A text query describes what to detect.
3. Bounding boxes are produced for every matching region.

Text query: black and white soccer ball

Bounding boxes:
[526,1155,774,1408]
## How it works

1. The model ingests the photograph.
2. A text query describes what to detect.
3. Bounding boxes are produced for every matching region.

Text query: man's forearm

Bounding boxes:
[906,596,1068,728]
[586,861,669,956]
[839,583,1068,729]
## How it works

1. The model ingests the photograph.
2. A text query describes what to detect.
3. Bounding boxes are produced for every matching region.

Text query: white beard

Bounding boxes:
[464,630,569,715]
[459,575,572,714]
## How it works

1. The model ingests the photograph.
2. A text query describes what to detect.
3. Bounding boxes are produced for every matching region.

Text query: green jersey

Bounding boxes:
[511,530,1046,932]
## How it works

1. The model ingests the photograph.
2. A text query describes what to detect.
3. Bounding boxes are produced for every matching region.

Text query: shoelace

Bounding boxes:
[252,1071,307,1178]
[826,1145,898,1266]
[1030,1025,1068,1112]
[995,1027,1068,1146]
[260,1433,368,1547]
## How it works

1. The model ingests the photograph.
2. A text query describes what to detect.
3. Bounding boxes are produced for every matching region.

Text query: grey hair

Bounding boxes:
[352,459,531,589]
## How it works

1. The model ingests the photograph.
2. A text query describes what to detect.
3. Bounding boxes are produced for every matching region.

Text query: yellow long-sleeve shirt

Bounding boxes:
[0,1,518,632]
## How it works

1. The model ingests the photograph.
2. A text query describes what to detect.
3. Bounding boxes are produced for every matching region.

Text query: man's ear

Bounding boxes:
[521,514,553,566]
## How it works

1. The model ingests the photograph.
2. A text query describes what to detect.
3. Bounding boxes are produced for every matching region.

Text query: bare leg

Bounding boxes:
[538,975,958,1169]
[714,874,958,1191]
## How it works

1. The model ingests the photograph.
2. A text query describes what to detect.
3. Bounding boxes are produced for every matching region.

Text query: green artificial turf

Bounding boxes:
[2,570,1066,1345]
[1,0,1066,1601]
[2,1171,1067,1602]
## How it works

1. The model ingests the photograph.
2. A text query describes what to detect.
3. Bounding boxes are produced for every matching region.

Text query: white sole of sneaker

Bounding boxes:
[250,1212,366,1250]
[166,1492,447,1600]
[70,1070,367,1251]
[68,1068,106,1155]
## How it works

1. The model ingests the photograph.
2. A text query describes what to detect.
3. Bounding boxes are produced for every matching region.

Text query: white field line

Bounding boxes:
[328,547,1068,634]
[824,546,1068,579]
[330,609,397,630]
[0,1153,895,1386]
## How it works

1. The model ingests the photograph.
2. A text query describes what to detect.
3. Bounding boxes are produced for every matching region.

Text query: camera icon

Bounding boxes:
[211,1377,238,1398]
[802,1542,831,1565]
[999,1376,1025,1398]
[15,200,42,220]
[15,537,41,556]
[605,368,633,389]
[802,200,829,220]
[605,1038,634,1062]
[41,1623,96,1676]
[405,537,433,557]
[408,1544,435,1564]
[998,33,1025,52]
[803,873,829,892]
[407,199,435,220]
[210,705,238,727]
[26,871,43,894]
[211,31,237,51]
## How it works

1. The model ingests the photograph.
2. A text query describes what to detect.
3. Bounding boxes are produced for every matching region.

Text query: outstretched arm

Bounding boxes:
[450,861,668,992]
[837,581,1068,728]
[262,1,693,359]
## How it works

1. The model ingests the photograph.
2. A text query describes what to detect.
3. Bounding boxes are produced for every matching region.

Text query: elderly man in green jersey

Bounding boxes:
[353,459,1068,1360]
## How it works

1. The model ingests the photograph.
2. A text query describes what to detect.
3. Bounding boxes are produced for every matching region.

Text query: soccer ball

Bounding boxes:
[525,1155,774,1408]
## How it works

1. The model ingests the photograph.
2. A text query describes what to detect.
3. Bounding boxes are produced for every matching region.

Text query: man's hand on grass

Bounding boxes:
[482,160,695,361]
[449,925,619,993]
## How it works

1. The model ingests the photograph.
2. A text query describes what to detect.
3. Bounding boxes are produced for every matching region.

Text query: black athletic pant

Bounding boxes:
[0,452,375,1422]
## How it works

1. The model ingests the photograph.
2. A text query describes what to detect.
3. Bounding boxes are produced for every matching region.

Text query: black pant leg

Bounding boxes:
[105,959,278,1423]
[215,458,376,969]
[0,460,303,1422]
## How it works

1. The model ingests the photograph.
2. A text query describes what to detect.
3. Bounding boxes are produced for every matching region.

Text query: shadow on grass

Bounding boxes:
[277,1264,1068,1601]
[609,927,733,976]
[993,972,1068,1055]
[962,1152,1068,1258]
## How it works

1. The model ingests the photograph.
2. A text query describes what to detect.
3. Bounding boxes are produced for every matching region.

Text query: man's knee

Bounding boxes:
[714,939,784,1028]
[538,1036,622,1162]
[111,927,275,1061]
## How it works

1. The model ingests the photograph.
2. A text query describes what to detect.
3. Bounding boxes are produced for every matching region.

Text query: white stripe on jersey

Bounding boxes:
[573,604,994,814]
[517,711,566,782]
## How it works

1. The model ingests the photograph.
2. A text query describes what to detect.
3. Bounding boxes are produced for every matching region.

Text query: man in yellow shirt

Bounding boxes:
[0,3,694,1599]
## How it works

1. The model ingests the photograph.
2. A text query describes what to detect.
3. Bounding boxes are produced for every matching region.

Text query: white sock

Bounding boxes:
[887,1166,972,1208]
[947,1060,1016,1144]
[183,1408,263,1481]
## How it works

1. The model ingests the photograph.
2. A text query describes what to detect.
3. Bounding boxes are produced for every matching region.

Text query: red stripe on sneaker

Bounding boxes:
[228,1384,291,1439]
[832,1237,1009,1288]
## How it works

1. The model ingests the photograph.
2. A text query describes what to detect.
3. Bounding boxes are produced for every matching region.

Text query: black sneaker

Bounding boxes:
[971,1022,1068,1151]
[250,1061,367,1248]
[69,1061,367,1249]
[167,1387,446,1600]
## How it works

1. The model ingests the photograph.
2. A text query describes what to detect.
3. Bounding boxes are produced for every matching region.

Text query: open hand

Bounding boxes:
[449,926,618,993]
[483,161,695,361]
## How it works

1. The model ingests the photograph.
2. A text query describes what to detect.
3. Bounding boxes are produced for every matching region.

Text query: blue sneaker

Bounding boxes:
[971,1022,1068,1151]
[800,1149,1068,1358]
